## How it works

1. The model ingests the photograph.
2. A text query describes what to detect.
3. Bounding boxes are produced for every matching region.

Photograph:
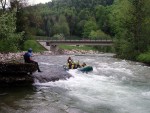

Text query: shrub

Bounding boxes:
[137,52,150,63]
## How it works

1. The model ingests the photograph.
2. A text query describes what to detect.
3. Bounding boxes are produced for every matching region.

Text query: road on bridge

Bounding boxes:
[37,39,113,46]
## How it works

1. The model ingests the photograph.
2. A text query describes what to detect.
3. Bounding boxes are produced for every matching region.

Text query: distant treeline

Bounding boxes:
[0,0,150,62]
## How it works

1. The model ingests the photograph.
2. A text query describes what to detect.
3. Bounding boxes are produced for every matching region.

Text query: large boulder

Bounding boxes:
[0,62,37,86]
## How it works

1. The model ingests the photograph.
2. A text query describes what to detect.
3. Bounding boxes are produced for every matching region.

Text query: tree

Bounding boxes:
[129,0,150,53]
[78,9,90,20]
[76,20,86,37]
[89,30,110,40]
[108,0,134,58]
[95,5,111,34]
[0,11,23,52]
[53,15,70,36]
[109,0,150,59]
[10,0,30,50]
[83,18,98,38]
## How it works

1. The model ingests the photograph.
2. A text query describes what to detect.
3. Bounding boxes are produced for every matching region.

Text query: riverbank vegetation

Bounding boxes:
[23,40,46,52]
[0,0,149,64]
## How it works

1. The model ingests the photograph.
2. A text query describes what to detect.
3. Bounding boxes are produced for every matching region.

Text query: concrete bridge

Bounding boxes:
[37,39,113,51]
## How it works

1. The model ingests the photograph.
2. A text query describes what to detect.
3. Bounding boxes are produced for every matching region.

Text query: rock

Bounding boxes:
[0,62,37,86]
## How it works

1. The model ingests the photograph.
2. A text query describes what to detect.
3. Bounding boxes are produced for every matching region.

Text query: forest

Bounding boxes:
[0,0,150,63]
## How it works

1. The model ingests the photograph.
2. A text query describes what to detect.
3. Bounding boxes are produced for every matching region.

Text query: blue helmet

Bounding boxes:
[28,48,32,53]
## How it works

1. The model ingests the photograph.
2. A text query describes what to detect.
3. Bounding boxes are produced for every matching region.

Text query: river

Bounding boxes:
[0,54,150,113]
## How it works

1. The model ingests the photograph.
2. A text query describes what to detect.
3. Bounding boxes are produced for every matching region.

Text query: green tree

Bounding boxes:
[109,0,134,58]
[89,30,110,40]
[109,0,150,60]
[78,9,90,20]
[0,11,23,52]
[76,20,86,37]
[10,0,30,50]
[95,5,111,34]
[83,18,98,38]
[53,15,70,36]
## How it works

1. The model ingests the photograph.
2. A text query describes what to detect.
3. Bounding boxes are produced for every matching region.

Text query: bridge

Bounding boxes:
[37,39,113,46]
[37,39,113,51]
[46,40,113,46]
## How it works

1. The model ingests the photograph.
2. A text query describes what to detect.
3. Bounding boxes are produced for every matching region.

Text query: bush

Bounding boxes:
[52,34,64,40]
[89,30,111,40]
[137,52,150,63]
[0,40,18,52]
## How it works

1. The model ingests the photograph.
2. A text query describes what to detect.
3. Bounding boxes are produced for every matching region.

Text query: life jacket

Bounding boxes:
[24,52,32,63]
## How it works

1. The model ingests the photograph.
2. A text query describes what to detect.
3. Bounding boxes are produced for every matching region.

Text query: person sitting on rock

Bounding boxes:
[24,48,42,72]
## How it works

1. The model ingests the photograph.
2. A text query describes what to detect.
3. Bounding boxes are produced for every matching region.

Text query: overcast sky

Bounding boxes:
[28,0,51,5]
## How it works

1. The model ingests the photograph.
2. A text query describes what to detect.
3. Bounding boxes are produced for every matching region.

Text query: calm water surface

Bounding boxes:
[0,54,150,113]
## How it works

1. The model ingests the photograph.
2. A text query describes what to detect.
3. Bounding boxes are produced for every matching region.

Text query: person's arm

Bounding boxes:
[29,53,34,61]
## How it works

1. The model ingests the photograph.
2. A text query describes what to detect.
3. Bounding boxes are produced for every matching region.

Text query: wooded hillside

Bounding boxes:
[0,0,150,62]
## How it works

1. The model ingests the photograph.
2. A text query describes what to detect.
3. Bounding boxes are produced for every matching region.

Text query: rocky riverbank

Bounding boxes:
[0,51,53,62]
[0,49,100,62]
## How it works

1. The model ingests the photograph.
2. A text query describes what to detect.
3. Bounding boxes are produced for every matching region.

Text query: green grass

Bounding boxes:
[58,45,97,51]
[23,40,46,52]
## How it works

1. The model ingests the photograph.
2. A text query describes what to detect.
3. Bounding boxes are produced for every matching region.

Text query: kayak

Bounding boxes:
[63,65,93,73]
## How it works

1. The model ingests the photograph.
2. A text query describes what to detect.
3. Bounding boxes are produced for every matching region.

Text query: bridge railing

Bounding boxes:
[35,36,113,41]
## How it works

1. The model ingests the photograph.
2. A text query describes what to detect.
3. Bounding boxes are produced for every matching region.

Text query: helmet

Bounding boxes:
[28,48,32,53]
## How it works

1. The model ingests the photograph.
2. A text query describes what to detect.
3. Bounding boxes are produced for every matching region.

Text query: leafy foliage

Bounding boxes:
[0,0,149,62]
[53,15,70,36]
[83,19,98,38]
[109,0,150,60]
[89,30,110,40]
[0,11,23,52]
[137,52,150,63]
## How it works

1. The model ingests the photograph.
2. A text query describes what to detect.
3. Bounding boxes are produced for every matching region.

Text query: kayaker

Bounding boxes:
[76,61,81,68]
[24,48,42,72]
[67,57,73,63]
[81,62,86,67]
[67,57,73,69]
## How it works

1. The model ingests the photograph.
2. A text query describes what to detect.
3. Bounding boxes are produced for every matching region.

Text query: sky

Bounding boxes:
[29,0,51,5]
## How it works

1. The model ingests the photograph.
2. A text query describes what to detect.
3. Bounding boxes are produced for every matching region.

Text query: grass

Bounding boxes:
[58,45,97,51]
[23,40,46,52]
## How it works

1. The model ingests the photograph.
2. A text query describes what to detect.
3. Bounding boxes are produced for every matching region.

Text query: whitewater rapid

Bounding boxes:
[1,54,150,113]
[33,55,150,113]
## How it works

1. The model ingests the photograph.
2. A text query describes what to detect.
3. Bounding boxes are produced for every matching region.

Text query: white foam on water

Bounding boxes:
[34,57,150,113]
[34,70,141,112]
[39,62,54,66]
[142,91,150,98]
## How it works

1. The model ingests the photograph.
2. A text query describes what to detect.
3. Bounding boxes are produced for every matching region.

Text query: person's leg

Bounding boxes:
[30,61,42,72]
